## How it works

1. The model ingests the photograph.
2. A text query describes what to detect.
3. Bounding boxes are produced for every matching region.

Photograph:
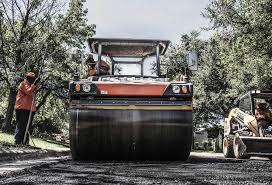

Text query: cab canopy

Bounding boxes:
[87,38,170,57]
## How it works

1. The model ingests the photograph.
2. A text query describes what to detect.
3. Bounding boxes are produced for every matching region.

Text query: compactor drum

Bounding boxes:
[223,91,272,159]
[69,38,196,160]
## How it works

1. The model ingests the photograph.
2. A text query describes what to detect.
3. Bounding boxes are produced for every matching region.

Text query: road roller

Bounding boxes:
[223,91,272,160]
[69,38,197,160]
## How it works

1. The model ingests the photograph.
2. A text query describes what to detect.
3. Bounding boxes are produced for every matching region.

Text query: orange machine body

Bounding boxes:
[94,82,169,96]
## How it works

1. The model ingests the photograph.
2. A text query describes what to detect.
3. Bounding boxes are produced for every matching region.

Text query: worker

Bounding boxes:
[85,54,96,77]
[255,102,272,129]
[99,60,110,75]
[14,72,39,145]
[85,54,110,77]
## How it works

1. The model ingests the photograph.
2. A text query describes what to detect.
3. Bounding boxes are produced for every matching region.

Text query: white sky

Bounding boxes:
[84,0,212,44]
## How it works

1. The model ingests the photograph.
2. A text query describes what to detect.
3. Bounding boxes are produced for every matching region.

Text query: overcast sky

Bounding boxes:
[84,0,212,44]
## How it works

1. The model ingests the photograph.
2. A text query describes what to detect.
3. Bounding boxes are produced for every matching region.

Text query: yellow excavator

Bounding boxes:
[223,91,272,159]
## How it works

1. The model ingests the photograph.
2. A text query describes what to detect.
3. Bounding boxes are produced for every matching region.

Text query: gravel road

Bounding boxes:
[0,152,271,185]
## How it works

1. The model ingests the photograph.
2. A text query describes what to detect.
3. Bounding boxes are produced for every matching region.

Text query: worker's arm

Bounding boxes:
[19,82,36,96]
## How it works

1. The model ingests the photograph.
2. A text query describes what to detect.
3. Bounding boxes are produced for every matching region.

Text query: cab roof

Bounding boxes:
[87,38,170,57]
[240,90,272,99]
[251,90,272,98]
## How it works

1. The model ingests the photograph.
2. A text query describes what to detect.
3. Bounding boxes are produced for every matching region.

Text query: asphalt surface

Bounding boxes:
[0,152,272,185]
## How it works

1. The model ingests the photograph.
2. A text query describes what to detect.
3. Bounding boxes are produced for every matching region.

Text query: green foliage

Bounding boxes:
[0,132,68,150]
[198,0,272,123]
[164,0,272,125]
[33,94,69,136]
[162,31,205,80]
[0,0,95,133]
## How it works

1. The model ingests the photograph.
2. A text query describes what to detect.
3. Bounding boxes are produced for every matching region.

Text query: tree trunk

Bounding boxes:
[1,87,17,133]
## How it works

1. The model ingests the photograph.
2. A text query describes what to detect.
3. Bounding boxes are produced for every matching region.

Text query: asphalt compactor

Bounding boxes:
[69,38,196,160]
[224,91,272,159]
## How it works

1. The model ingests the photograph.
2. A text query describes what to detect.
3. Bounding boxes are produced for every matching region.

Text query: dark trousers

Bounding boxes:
[14,109,34,145]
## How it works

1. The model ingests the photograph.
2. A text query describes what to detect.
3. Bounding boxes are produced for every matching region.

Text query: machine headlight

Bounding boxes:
[172,85,180,94]
[82,84,91,92]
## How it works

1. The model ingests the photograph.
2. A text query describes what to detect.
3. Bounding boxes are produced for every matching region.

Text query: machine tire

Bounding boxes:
[233,134,250,159]
[71,129,192,161]
[70,109,193,161]
[223,135,235,158]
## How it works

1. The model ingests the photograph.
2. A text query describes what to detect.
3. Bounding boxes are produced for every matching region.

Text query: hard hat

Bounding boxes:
[25,72,36,78]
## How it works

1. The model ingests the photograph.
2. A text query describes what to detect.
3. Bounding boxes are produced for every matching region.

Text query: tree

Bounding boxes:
[163,0,272,125]
[193,0,272,124]
[161,31,205,80]
[192,35,230,124]
[0,0,95,132]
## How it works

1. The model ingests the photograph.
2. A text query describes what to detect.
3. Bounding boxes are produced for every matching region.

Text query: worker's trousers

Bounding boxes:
[14,109,34,145]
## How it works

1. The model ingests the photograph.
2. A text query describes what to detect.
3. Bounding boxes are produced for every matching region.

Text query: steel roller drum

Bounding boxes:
[70,108,193,160]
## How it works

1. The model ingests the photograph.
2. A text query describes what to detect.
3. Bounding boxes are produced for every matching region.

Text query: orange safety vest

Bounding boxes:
[15,79,36,112]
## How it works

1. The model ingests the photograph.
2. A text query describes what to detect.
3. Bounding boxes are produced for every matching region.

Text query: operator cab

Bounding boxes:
[86,38,170,81]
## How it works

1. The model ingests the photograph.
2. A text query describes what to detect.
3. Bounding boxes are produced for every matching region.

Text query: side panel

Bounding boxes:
[70,108,193,160]
[95,83,168,96]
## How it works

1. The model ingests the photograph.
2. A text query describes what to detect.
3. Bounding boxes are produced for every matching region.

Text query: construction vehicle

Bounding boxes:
[223,91,272,159]
[69,38,197,160]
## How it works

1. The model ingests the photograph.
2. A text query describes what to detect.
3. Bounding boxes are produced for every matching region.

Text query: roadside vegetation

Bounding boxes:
[1,0,272,143]
[0,132,68,150]
[0,0,95,136]
[162,0,272,126]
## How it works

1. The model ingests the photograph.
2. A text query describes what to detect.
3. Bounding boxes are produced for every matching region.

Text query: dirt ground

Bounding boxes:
[0,152,272,185]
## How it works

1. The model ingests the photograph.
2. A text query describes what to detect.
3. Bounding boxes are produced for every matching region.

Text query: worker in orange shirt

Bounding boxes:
[14,72,39,144]
[85,54,110,77]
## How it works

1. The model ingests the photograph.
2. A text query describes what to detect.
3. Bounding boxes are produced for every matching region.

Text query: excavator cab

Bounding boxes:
[223,91,272,159]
